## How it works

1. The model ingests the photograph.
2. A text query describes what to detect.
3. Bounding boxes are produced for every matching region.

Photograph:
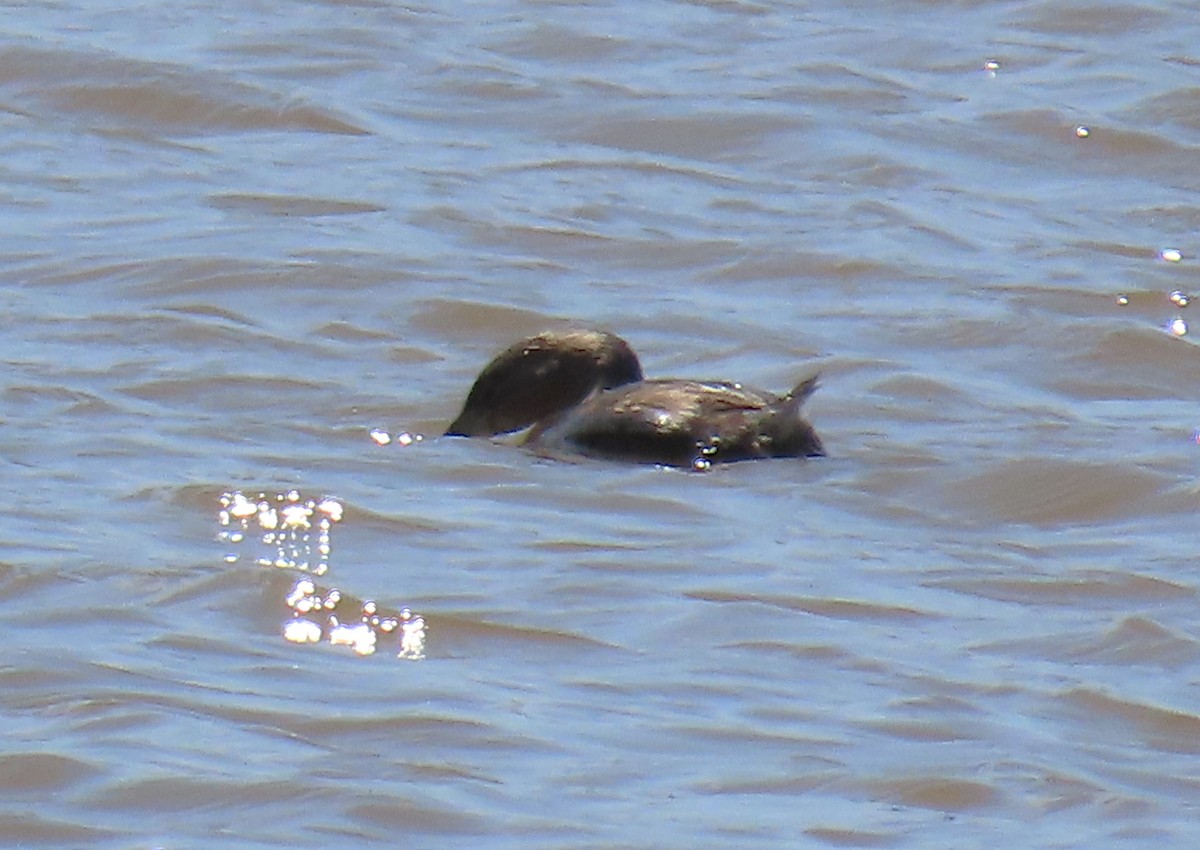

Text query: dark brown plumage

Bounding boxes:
[445,329,823,468]
[444,330,643,437]
[531,376,823,468]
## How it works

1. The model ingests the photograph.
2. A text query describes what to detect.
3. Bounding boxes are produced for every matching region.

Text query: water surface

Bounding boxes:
[3,1,1200,847]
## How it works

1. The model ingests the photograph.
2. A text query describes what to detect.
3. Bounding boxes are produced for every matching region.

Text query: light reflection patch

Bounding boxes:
[369,429,423,448]
[218,490,339,575]
[219,491,426,660]
[1113,288,1195,341]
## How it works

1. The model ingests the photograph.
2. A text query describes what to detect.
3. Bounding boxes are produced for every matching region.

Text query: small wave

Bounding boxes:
[0,45,368,137]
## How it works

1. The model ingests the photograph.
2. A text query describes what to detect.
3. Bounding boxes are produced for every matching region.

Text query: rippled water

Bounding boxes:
[4,0,1200,847]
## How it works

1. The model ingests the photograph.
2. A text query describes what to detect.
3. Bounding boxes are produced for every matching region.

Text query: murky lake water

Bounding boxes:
[3,0,1200,847]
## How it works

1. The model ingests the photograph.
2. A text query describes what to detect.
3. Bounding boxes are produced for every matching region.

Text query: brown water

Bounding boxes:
[3,1,1200,847]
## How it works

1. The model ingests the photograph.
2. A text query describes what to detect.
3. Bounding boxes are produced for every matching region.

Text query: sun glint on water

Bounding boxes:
[218,491,426,659]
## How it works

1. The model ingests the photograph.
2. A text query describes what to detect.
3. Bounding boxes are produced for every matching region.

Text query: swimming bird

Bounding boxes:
[445,329,823,468]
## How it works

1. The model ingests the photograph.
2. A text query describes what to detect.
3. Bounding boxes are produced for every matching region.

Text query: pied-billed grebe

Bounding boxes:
[445,329,824,468]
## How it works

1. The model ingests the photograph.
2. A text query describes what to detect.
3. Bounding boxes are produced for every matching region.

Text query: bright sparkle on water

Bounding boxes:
[316,498,343,522]
[369,428,391,446]
[218,491,426,660]
[219,491,346,575]
[283,618,322,644]
[1074,125,1090,138]
[1161,248,1183,262]
[282,579,425,660]
[1168,317,1187,336]
[398,610,427,661]
[369,429,423,447]
[329,618,378,656]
